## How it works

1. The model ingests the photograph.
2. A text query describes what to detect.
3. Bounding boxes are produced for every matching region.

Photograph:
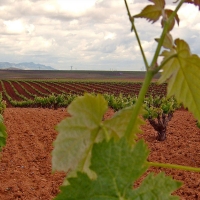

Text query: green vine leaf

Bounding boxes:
[52,94,108,177]
[54,138,181,200]
[158,39,200,121]
[101,107,145,144]
[52,94,144,178]
[134,0,165,23]
[132,172,182,200]
[155,33,174,49]
[0,114,7,150]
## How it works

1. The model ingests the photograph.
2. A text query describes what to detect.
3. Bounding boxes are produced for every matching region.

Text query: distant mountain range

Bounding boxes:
[0,62,55,70]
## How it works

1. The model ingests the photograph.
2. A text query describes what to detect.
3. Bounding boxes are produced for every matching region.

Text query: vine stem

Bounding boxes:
[124,0,149,70]
[147,161,200,172]
[154,53,177,74]
[150,0,185,69]
[124,0,185,140]
[125,70,154,139]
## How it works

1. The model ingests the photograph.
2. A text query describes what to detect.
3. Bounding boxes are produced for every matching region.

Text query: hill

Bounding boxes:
[0,62,55,70]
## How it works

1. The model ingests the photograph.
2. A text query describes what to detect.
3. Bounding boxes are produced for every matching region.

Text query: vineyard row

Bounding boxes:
[0,80,167,108]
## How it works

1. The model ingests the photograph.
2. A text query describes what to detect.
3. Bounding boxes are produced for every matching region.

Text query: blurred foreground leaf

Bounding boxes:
[0,114,7,151]
[52,94,144,178]
[159,39,200,122]
[55,138,181,200]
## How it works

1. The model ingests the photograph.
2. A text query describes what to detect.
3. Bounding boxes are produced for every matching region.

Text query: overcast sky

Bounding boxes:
[0,0,200,71]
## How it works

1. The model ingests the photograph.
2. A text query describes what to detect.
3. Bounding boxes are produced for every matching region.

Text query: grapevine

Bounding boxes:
[143,95,180,141]
[52,0,200,199]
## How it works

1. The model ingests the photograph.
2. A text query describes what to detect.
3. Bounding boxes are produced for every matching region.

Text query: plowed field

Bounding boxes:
[0,108,200,199]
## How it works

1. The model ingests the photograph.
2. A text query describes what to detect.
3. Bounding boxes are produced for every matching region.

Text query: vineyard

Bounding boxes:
[0,80,167,108]
[1,0,200,198]
[0,79,200,199]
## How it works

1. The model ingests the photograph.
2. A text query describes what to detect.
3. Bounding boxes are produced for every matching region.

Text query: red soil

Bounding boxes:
[25,82,51,95]
[2,81,24,101]
[0,108,67,200]
[18,81,45,97]
[0,108,200,199]
[11,82,34,100]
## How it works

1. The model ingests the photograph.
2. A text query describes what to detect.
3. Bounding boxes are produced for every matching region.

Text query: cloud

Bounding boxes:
[0,0,200,71]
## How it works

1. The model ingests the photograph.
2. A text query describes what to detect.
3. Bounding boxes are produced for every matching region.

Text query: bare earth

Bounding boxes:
[0,108,200,200]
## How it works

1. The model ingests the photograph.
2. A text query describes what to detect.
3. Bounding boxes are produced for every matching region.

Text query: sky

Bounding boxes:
[0,0,200,71]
